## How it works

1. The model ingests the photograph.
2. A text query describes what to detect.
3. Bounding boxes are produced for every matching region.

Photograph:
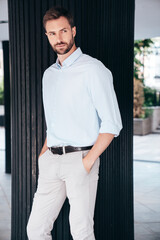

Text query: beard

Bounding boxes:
[51,35,75,55]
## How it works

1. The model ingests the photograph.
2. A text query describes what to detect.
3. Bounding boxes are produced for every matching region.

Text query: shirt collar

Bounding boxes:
[56,47,82,69]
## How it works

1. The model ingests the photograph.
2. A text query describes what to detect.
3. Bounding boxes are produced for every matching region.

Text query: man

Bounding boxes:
[26,5,123,240]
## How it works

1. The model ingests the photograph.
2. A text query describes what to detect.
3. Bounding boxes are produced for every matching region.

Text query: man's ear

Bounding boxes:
[72,26,76,38]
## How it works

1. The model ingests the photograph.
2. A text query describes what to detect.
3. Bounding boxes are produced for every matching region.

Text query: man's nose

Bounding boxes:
[56,33,63,43]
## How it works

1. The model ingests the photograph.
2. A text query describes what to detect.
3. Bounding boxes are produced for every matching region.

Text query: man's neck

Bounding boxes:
[57,44,77,66]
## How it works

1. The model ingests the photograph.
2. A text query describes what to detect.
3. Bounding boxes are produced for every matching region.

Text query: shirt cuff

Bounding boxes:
[99,121,123,137]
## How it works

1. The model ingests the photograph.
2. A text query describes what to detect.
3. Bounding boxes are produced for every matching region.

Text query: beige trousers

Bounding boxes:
[26,148,100,240]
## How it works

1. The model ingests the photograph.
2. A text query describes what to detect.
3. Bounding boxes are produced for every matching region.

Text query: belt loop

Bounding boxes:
[63,146,66,154]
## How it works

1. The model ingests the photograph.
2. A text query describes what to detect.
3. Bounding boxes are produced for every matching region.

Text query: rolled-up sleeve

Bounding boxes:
[88,61,123,137]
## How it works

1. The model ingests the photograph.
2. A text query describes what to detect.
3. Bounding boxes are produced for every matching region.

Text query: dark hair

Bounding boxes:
[43,6,75,30]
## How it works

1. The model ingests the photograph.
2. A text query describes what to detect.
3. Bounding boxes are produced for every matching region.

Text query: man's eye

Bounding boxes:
[49,33,55,36]
[63,30,67,32]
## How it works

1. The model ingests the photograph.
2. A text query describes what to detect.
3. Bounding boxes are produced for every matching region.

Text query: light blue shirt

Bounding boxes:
[42,47,123,147]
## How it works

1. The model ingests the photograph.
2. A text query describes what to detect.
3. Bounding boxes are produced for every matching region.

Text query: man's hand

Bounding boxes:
[82,133,115,173]
[38,137,48,159]
[38,148,48,159]
[82,157,95,173]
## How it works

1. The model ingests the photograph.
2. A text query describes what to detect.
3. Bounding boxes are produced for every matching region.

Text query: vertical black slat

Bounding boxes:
[97,0,101,58]
[41,0,49,72]
[47,0,53,66]
[41,0,49,140]
[110,2,121,239]
[107,0,117,236]
[99,0,104,62]
[120,2,127,238]
[47,0,51,68]
[126,0,134,237]
[15,0,22,238]
[8,2,16,236]
[55,0,62,6]
[56,202,67,240]
[111,0,121,231]
[81,0,87,52]
[74,0,81,48]
[128,0,134,238]
[14,0,19,238]
[8,2,14,239]
[23,0,31,229]
[47,0,56,78]
[95,0,100,57]
[2,41,11,174]
[62,0,68,9]
[62,200,71,239]
[7,0,15,238]
[19,0,27,239]
[108,144,115,240]
[29,0,37,195]
[35,0,43,180]
[103,0,110,65]
[119,0,133,238]
[86,0,94,56]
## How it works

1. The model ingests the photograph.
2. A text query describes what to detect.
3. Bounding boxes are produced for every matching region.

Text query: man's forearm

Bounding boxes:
[83,133,115,171]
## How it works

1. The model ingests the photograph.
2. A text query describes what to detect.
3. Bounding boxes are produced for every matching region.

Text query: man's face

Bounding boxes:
[45,16,76,55]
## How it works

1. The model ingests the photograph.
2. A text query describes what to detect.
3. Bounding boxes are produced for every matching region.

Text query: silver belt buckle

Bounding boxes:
[62,146,66,154]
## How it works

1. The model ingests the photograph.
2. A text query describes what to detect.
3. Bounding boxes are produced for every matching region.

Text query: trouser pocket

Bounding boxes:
[79,149,100,175]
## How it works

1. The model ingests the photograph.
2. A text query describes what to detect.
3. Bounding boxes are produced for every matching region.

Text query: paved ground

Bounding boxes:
[0,106,4,115]
[134,134,160,240]
[0,127,160,240]
[134,134,160,162]
[0,127,11,240]
[134,161,160,240]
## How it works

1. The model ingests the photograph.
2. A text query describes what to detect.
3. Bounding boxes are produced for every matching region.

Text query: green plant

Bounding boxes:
[0,79,4,105]
[139,108,153,119]
[134,39,154,84]
[143,86,159,106]
[134,78,145,118]
[134,38,154,118]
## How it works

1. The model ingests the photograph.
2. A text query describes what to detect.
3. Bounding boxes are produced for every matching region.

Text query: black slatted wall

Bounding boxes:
[8,0,135,239]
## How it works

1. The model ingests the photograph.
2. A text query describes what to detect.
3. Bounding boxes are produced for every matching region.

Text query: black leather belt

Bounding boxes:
[49,145,93,155]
